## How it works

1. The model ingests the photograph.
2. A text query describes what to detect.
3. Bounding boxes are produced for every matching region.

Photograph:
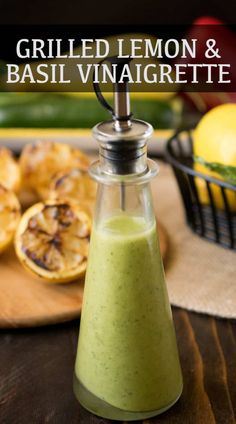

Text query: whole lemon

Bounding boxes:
[193,103,236,210]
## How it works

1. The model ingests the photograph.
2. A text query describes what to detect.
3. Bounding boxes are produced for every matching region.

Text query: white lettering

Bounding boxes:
[16,39,29,59]
[76,64,93,83]
[218,64,231,83]
[6,64,20,82]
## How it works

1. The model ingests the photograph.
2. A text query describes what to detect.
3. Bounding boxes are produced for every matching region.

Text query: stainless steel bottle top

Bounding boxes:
[92,57,154,175]
[93,119,153,144]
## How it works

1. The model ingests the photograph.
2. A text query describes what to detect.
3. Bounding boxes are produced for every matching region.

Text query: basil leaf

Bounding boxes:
[194,156,236,186]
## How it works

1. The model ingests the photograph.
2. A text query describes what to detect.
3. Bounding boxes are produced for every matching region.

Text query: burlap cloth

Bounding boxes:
[152,162,236,319]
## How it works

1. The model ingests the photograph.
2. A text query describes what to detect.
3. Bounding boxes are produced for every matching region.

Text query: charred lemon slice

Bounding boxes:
[0,147,21,192]
[15,201,91,283]
[0,185,21,254]
[19,141,89,200]
[49,168,96,215]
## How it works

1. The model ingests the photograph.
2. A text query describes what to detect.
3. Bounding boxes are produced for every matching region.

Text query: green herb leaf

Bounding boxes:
[194,156,236,186]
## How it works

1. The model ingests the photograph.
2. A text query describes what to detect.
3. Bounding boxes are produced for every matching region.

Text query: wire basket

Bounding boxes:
[166,129,236,250]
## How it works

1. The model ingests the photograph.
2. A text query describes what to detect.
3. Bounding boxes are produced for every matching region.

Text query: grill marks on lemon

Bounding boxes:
[19,141,89,200]
[50,168,96,202]
[0,185,21,254]
[15,201,91,283]
[0,141,94,282]
[21,204,89,272]
[48,168,96,217]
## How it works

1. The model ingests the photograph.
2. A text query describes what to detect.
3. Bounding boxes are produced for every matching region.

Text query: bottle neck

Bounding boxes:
[89,157,159,185]
[92,118,154,177]
[99,144,148,176]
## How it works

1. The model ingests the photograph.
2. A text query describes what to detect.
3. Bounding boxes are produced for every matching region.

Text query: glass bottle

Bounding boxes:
[74,60,183,421]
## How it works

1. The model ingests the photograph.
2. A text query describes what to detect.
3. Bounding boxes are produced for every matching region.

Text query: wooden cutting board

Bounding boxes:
[0,222,168,328]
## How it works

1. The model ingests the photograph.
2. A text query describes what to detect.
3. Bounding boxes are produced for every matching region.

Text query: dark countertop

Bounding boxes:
[0,307,235,424]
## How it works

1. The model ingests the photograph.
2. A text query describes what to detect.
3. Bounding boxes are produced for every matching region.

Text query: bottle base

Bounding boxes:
[73,374,182,421]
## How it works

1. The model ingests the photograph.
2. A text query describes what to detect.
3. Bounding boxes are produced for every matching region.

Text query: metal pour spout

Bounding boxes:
[113,79,132,132]
[92,56,153,176]
[93,56,133,132]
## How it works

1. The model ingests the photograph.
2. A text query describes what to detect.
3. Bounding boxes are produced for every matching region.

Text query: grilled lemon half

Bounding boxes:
[49,168,96,216]
[15,200,91,283]
[0,147,21,192]
[19,141,89,200]
[0,185,21,254]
